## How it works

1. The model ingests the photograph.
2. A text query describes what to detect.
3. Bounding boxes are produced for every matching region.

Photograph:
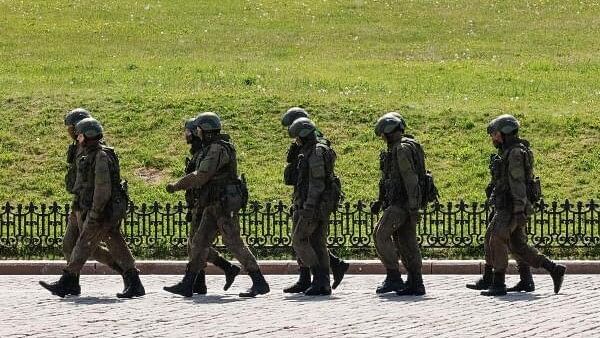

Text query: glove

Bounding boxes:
[297,207,316,220]
[166,183,176,194]
[370,200,382,214]
[513,212,528,225]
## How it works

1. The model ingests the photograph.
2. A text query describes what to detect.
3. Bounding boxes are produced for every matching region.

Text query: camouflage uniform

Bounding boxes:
[62,142,122,274]
[374,136,423,287]
[171,135,259,274]
[65,143,136,275]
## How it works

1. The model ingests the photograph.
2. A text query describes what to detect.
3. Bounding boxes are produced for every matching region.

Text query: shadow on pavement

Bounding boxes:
[191,294,250,304]
[495,293,544,302]
[283,294,340,302]
[62,296,124,305]
[377,293,432,303]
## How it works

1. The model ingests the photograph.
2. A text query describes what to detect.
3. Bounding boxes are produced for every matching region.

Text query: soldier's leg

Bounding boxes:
[62,210,79,262]
[481,210,512,296]
[164,207,218,297]
[467,215,494,290]
[217,206,269,297]
[292,212,321,269]
[103,225,145,298]
[374,205,404,293]
[509,219,565,293]
[395,210,425,296]
[284,211,312,293]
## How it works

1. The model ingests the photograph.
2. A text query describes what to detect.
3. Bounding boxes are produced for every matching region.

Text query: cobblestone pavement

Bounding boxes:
[1,274,598,337]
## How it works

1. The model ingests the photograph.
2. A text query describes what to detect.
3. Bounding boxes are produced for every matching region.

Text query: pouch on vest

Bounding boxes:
[221,174,249,213]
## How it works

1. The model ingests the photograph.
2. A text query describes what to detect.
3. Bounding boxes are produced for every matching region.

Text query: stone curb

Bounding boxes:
[1,260,599,275]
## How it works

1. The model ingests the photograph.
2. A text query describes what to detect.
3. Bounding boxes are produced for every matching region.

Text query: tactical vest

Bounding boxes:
[295,140,342,209]
[197,136,241,206]
[74,145,128,215]
[380,140,408,206]
[489,139,541,208]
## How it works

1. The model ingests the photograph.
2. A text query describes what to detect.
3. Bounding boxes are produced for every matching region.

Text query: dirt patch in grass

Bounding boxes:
[134,167,166,184]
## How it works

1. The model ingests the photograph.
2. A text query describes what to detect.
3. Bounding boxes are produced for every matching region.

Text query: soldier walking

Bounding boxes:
[281,107,349,293]
[40,117,145,298]
[476,114,566,296]
[163,112,269,298]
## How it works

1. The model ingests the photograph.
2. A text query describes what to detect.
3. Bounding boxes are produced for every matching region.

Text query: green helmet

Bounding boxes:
[281,107,309,127]
[487,114,520,134]
[64,108,91,126]
[288,117,316,138]
[184,117,197,131]
[374,113,406,137]
[75,117,103,139]
[195,112,221,131]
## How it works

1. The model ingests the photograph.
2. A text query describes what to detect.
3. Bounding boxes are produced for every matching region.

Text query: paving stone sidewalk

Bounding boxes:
[1,275,598,337]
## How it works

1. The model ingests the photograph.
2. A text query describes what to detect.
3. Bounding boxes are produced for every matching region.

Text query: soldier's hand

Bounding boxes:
[166,183,176,194]
[513,212,528,225]
[370,200,382,214]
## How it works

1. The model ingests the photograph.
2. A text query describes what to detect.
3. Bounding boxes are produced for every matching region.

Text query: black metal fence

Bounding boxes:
[1,200,599,258]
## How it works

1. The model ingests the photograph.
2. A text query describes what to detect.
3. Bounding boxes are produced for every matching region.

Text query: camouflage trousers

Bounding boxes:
[65,210,135,274]
[487,209,546,272]
[374,204,422,273]
[188,204,259,273]
[189,205,230,266]
[63,207,126,272]
[291,205,330,271]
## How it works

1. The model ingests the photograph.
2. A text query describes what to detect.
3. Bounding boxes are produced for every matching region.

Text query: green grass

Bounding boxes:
[1,0,599,205]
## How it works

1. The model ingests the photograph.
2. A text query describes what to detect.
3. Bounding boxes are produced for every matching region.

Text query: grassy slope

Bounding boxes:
[0,0,599,204]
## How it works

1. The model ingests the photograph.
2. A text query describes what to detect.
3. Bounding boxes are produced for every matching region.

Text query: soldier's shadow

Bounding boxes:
[283,294,340,302]
[378,293,432,303]
[62,296,124,305]
[495,293,544,302]
[191,294,250,304]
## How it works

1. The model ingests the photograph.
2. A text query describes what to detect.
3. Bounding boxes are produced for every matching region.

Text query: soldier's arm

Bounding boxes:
[90,150,112,218]
[508,148,528,213]
[396,144,420,211]
[304,146,327,209]
[172,144,229,191]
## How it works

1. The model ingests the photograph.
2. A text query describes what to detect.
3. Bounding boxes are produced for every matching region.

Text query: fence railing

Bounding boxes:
[1,200,599,258]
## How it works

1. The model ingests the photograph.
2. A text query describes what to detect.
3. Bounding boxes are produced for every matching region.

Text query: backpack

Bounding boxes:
[401,137,439,208]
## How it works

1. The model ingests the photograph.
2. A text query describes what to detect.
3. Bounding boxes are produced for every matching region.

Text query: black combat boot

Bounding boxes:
[239,270,270,298]
[466,264,493,290]
[39,270,80,298]
[163,269,197,297]
[305,267,332,296]
[481,271,507,296]
[192,270,207,295]
[376,269,404,294]
[330,253,350,290]
[212,256,241,291]
[396,272,426,296]
[117,269,146,298]
[507,264,535,292]
[542,259,566,294]
[283,267,311,293]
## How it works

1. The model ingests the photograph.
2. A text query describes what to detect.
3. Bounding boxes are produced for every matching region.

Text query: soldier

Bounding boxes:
[479,114,566,296]
[371,113,426,296]
[280,107,349,293]
[287,117,342,296]
[181,118,241,295]
[40,118,145,298]
[164,112,269,298]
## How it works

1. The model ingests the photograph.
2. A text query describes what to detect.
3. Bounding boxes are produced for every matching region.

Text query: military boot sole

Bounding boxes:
[163,286,193,298]
[283,283,311,294]
[376,282,405,294]
[480,288,507,296]
[239,285,270,298]
[39,281,80,298]
[117,286,146,299]
[506,283,535,293]
[304,287,332,296]
[551,265,566,294]
[396,287,426,296]
[224,265,241,291]
[331,262,350,290]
